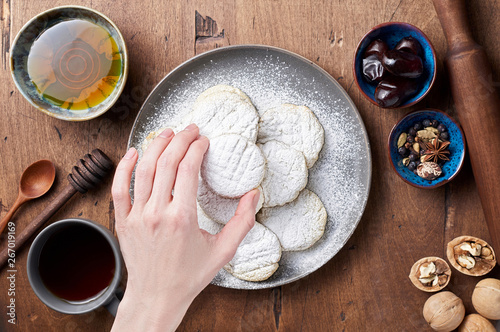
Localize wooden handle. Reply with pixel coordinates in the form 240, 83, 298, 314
0, 195, 27, 234
0, 185, 77, 267
432, 0, 500, 257
0, 149, 114, 269
432, 0, 474, 50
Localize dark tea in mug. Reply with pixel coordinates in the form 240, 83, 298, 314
38, 224, 116, 302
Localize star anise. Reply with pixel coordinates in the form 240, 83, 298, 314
422, 138, 450, 163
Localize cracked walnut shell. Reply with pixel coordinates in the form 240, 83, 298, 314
446, 236, 496, 276
409, 257, 451, 292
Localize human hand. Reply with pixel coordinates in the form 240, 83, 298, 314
110, 124, 260, 332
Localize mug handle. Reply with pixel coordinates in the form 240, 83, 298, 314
104, 288, 124, 316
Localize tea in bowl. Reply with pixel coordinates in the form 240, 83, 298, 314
10, 6, 128, 121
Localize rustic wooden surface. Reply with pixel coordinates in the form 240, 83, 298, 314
1, 0, 499, 331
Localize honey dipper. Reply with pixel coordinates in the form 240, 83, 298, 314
0, 149, 113, 269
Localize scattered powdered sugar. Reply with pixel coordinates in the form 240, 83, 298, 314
129, 47, 371, 289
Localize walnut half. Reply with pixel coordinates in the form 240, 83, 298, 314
446, 236, 497, 276
409, 257, 451, 292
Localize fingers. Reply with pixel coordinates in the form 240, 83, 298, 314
213, 189, 260, 266
133, 129, 174, 206
150, 124, 200, 204
112, 148, 138, 221
171, 135, 209, 207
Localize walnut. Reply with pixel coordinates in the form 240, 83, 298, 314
460, 242, 482, 256
458, 314, 496, 332
472, 278, 500, 320
409, 257, 451, 292
457, 255, 475, 269
423, 291, 465, 331
480, 246, 494, 260
446, 236, 496, 276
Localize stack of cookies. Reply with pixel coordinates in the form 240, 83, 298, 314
142, 85, 327, 282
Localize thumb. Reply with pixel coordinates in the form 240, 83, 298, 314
213, 188, 260, 266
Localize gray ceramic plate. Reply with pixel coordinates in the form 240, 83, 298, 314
128, 45, 371, 289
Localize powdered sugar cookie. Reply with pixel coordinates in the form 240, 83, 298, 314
257, 189, 327, 251
197, 203, 223, 235
224, 222, 282, 282
198, 178, 264, 224
258, 104, 325, 168
197, 203, 281, 282
258, 140, 307, 207
182, 87, 259, 141
196, 84, 253, 105
201, 134, 266, 198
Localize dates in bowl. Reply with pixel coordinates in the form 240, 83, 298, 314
353, 22, 436, 109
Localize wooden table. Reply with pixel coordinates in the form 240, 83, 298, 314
1, 0, 500, 330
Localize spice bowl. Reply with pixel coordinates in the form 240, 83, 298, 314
353, 22, 436, 108
388, 109, 466, 189
10, 6, 128, 121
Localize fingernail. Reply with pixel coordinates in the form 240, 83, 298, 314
159, 128, 174, 138
197, 135, 208, 141
185, 123, 198, 131
252, 188, 261, 206
124, 148, 137, 159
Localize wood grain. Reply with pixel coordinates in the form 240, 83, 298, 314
1, 0, 499, 331
433, 0, 500, 260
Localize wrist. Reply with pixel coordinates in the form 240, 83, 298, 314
112, 288, 193, 332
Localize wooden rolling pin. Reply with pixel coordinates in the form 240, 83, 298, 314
432, 0, 500, 257
0, 149, 113, 269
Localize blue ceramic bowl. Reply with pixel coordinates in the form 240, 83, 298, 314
10, 6, 128, 121
388, 109, 466, 189
353, 22, 436, 108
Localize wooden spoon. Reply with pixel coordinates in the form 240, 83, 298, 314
0, 160, 56, 235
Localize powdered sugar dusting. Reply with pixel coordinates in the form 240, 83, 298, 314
128, 46, 371, 289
